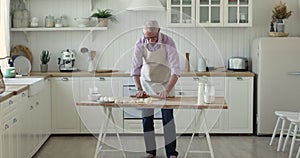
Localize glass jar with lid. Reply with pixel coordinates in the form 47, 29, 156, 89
45, 15, 54, 27
61, 15, 68, 27
204, 79, 215, 104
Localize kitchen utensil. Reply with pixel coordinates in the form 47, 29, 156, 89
228, 57, 248, 71
95, 69, 118, 73
14, 56, 31, 75
10, 45, 33, 64
130, 95, 175, 98
185, 52, 190, 72
90, 50, 96, 60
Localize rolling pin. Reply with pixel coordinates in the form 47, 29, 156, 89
130, 95, 175, 98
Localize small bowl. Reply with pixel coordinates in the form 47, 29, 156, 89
74, 18, 90, 27
88, 93, 101, 101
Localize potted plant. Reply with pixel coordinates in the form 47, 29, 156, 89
40, 50, 50, 73
271, 1, 292, 32
90, 9, 117, 27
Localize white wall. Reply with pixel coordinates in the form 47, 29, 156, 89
10, 0, 300, 72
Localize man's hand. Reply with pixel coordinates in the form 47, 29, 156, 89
136, 90, 147, 98
156, 90, 169, 98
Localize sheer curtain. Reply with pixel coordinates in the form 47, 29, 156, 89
0, 0, 10, 59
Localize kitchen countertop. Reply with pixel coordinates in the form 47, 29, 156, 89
29, 69, 254, 77
0, 85, 29, 102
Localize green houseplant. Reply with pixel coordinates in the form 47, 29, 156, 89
40, 50, 50, 72
90, 9, 117, 27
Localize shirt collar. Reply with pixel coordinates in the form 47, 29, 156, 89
145, 32, 162, 46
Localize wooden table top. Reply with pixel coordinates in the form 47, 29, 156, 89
76, 97, 227, 109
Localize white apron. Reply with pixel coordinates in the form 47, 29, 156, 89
141, 44, 175, 96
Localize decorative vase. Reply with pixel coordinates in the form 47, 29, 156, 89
40, 64, 48, 73
98, 18, 108, 27
276, 19, 285, 32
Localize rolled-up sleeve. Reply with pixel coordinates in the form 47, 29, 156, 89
131, 39, 144, 76
164, 37, 181, 76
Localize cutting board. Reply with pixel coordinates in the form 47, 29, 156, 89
96, 69, 118, 73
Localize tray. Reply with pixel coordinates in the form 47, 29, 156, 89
268, 32, 289, 37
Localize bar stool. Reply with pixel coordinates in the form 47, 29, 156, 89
269, 111, 299, 151
297, 146, 300, 158
282, 115, 300, 158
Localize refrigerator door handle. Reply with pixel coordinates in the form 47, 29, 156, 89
288, 72, 300, 75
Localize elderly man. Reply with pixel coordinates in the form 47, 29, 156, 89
131, 20, 180, 158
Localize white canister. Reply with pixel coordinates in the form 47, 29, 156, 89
197, 57, 207, 72
204, 82, 215, 103
197, 82, 204, 105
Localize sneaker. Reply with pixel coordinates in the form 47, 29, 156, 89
144, 153, 156, 158
170, 156, 177, 158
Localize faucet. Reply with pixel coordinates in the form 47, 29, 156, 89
0, 56, 13, 69
0, 56, 12, 63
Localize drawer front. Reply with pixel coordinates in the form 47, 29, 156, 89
175, 77, 225, 96
1, 95, 19, 117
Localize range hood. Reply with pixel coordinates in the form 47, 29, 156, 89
127, 0, 165, 11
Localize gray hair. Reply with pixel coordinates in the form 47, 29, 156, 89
143, 20, 160, 33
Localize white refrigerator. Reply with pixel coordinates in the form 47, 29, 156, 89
252, 37, 300, 135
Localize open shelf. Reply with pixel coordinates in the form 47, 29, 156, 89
11, 27, 108, 32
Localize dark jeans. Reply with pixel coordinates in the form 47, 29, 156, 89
142, 109, 178, 158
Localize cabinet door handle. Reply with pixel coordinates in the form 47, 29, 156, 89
193, 77, 199, 81
30, 105, 34, 110
22, 93, 26, 97
36, 101, 39, 106
13, 118, 17, 123
99, 77, 106, 81
5, 124, 9, 130
61, 77, 69, 81
177, 91, 184, 95
9, 100, 13, 105
236, 77, 243, 80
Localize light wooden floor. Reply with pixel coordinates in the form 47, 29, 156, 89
33, 135, 299, 158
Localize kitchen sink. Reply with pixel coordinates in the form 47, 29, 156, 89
3, 77, 44, 85
3, 77, 45, 96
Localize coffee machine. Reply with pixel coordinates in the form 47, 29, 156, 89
58, 49, 78, 72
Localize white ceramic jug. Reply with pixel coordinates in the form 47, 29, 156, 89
197, 57, 207, 72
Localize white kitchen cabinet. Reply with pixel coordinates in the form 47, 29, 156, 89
175, 77, 226, 133
79, 77, 123, 133
167, 0, 196, 27
174, 77, 198, 133
18, 91, 29, 158
1, 110, 18, 158
0, 90, 29, 158
167, 0, 252, 27
40, 79, 51, 139
225, 76, 253, 133
51, 77, 81, 133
